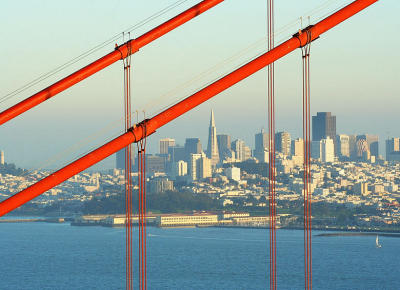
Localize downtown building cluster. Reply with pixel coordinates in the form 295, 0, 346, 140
114, 111, 389, 187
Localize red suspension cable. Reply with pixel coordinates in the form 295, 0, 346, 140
122, 38, 133, 290
267, 1, 277, 289
299, 27, 312, 290
137, 123, 147, 290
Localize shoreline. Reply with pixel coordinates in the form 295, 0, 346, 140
3, 215, 400, 235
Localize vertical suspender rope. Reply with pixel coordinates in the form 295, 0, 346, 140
299, 26, 312, 290
137, 120, 147, 290
306, 27, 313, 290
137, 141, 142, 290
143, 119, 148, 290
267, 1, 277, 289
121, 34, 133, 290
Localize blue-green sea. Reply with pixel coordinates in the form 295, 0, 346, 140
0, 221, 398, 289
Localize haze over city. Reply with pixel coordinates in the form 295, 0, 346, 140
1, 0, 399, 170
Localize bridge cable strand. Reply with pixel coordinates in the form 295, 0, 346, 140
137, 145, 141, 290
143, 117, 148, 290
137, 143, 142, 290
122, 32, 134, 290
300, 25, 312, 290
267, 0, 277, 289
137, 117, 148, 290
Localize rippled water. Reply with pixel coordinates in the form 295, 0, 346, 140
0, 221, 398, 289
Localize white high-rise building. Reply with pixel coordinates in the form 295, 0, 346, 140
0, 150, 4, 165
291, 138, 304, 166
189, 153, 211, 181
170, 160, 188, 179
206, 110, 220, 166
321, 137, 335, 162
232, 139, 251, 162
190, 153, 202, 181
336, 134, 350, 159
199, 155, 212, 179
276, 131, 291, 156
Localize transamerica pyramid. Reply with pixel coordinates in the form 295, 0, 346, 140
206, 109, 220, 166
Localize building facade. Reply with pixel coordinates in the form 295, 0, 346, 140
276, 131, 291, 156
206, 110, 220, 166
336, 134, 350, 159
386, 137, 400, 161
312, 112, 336, 141
159, 138, 175, 155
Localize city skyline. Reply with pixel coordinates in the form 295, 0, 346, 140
0, 108, 396, 170
104, 110, 396, 179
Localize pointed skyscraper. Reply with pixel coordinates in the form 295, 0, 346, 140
206, 109, 219, 166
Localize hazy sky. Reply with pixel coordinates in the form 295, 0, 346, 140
0, 0, 398, 170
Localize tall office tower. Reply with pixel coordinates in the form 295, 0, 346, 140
0, 150, 4, 165
184, 138, 202, 162
206, 110, 220, 166
217, 134, 235, 161
312, 112, 336, 141
255, 129, 269, 152
356, 137, 369, 159
276, 131, 291, 155
254, 129, 269, 162
291, 138, 304, 166
336, 134, 350, 159
386, 138, 400, 161
367, 135, 379, 157
356, 134, 379, 158
159, 138, 175, 155
168, 145, 186, 163
176, 160, 188, 176
145, 155, 166, 174
170, 160, 188, 179
292, 138, 304, 157
115, 146, 135, 170
231, 139, 248, 161
189, 153, 202, 181
189, 153, 211, 180
199, 155, 212, 179
348, 135, 358, 160
321, 137, 335, 162
217, 134, 231, 151
243, 146, 252, 161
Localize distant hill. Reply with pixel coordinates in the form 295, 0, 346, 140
0, 163, 27, 176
